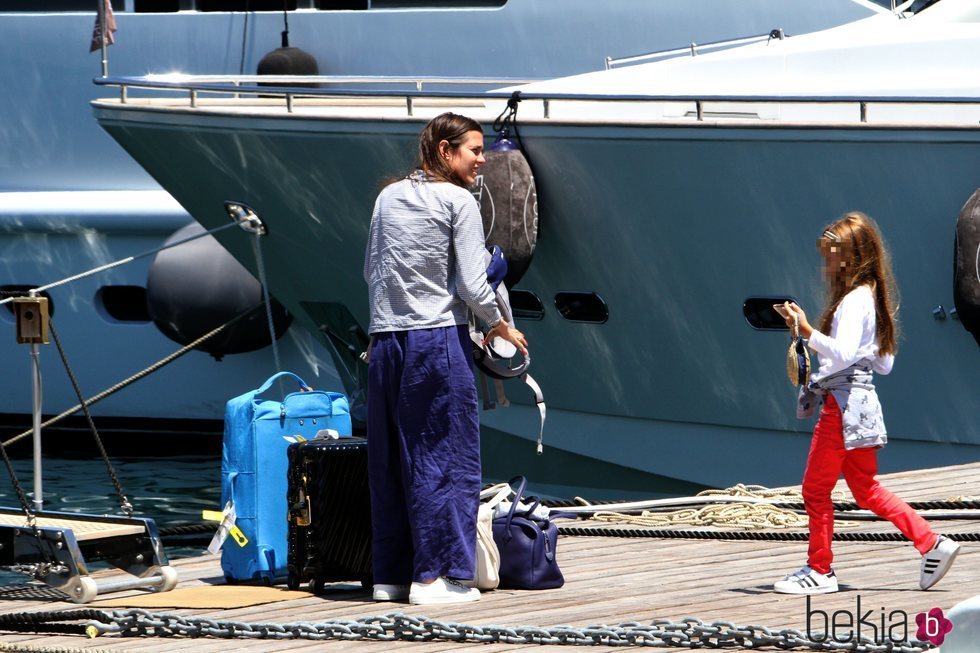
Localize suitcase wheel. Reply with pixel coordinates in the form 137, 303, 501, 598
287, 574, 300, 591
311, 579, 325, 595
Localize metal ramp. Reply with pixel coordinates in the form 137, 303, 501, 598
0, 508, 178, 603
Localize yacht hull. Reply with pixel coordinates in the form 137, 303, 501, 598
92, 105, 980, 487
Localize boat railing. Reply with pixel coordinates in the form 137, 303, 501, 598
604, 29, 785, 70
93, 75, 980, 125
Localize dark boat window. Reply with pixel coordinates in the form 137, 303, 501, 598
96, 286, 151, 323
0, 286, 55, 322
554, 292, 608, 324
510, 289, 544, 321
134, 0, 179, 10
743, 296, 797, 331
197, 0, 299, 10
0, 0, 122, 10
130, 0, 506, 10
368, 0, 506, 6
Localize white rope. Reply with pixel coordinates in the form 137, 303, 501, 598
581, 484, 857, 531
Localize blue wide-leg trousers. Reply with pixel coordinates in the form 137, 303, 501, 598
367, 325, 481, 584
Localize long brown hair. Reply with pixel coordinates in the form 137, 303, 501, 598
817, 212, 900, 355
416, 112, 483, 187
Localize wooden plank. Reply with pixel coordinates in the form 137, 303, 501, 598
0, 514, 144, 540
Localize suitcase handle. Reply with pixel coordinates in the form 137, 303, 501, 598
254, 371, 312, 398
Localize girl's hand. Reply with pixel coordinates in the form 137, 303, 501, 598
484, 319, 528, 356
782, 302, 814, 339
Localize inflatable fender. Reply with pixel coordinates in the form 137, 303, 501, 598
146, 223, 292, 360
471, 138, 538, 287
954, 189, 980, 346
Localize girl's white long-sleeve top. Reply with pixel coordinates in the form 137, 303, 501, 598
807, 285, 894, 383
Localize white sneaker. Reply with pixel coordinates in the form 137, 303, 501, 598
372, 584, 410, 601
773, 566, 839, 595
920, 536, 960, 590
409, 577, 480, 605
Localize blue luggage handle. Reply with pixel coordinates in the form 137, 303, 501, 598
253, 371, 312, 399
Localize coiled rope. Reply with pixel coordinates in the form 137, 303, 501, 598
550, 485, 980, 537
579, 484, 850, 531
588, 503, 830, 531
0, 609, 935, 651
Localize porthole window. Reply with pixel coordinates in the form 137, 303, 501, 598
96, 286, 151, 323
0, 286, 54, 323
554, 291, 608, 324
509, 289, 545, 321
743, 296, 797, 331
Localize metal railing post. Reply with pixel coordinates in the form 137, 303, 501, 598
28, 290, 43, 512
98, 0, 108, 78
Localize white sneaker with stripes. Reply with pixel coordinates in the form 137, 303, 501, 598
773, 566, 839, 594
920, 536, 960, 590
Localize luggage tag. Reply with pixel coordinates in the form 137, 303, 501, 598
203, 501, 249, 553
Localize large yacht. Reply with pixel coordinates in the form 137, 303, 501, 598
1, 0, 886, 447
87, 0, 980, 490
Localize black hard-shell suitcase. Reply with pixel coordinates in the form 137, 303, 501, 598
285, 436, 373, 592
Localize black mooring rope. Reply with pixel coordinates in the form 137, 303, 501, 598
558, 525, 980, 542
48, 320, 132, 517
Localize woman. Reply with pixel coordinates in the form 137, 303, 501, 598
774, 212, 960, 594
363, 112, 527, 605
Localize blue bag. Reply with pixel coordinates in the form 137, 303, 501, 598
220, 371, 351, 583
492, 476, 565, 590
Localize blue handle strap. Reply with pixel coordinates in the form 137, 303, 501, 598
254, 371, 310, 398
500, 475, 528, 537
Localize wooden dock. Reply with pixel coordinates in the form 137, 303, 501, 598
1, 461, 978, 652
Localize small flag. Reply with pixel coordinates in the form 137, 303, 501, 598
89, 0, 117, 53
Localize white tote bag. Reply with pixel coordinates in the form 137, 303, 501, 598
466, 483, 512, 590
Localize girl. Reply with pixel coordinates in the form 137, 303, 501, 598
363, 113, 527, 605
774, 212, 960, 594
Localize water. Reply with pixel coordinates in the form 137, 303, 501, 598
0, 453, 221, 586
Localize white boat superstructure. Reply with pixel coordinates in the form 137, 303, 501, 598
508, 0, 980, 124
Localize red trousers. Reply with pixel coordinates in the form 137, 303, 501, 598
802, 394, 937, 574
